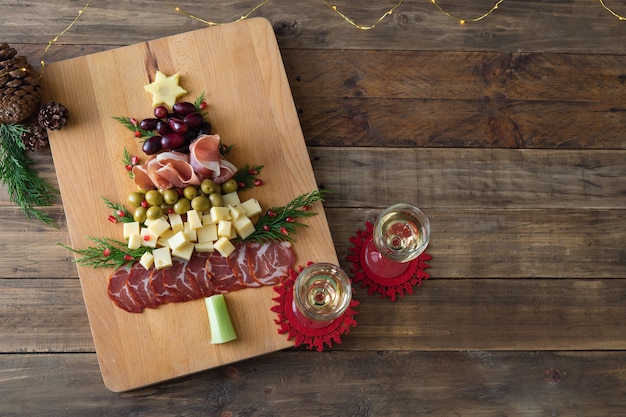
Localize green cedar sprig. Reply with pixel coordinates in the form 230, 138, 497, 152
194, 91, 207, 116
122, 147, 135, 179
113, 116, 155, 139
101, 196, 134, 223
0, 123, 58, 226
233, 164, 264, 191
242, 189, 330, 243
58, 237, 152, 269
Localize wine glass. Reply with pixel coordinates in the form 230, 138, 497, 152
292, 262, 352, 329
362, 203, 430, 279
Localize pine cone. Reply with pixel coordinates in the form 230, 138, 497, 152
0, 43, 41, 124
38, 101, 68, 130
21, 122, 49, 152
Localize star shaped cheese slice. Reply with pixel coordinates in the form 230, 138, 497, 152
144, 71, 188, 108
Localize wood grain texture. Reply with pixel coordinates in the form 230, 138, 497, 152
1, 0, 625, 412
2, 0, 626, 53
40, 18, 336, 392
2, 351, 626, 416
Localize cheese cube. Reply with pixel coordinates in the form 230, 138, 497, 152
210, 206, 230, 221
202, 212, 217, 225
195, 241, 215, 252
229, 204, 246, 220
140, 228, 158, 248
228, 226, 237, 239
153, 247, 172, 270
197, 223, 218, 243
186, 209, 203, 230
157, 228, 174, 248
123, 222, 140, 239
241, 198, 262, 217
214, 236, 236, 257
222, 191, 241, 207
172, 241, 194, 261
147, 217, 170, 238
168, 212, 184, 233
168, 230, 188, 251
127, 233, 142, 250
139, 252, 154, 270
217, 220, 232, 238
184, 221, 197, 242
233, 216, 256, 239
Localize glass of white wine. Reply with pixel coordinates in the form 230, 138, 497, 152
362, 203, 430, 279
292, 262, 352, 328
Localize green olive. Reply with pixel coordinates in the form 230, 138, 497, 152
144, 190, 164, 206
128, 191, 145, 207
208, 192, 224, 207
221, 178, 238, 194
191, 195, 211, 212
173, 198, 191, 214
183, 185, 198, 200
146, 206, 163, 220
133, 206, 147, 223
162, 189, 179, 205
201, 179, 221, 195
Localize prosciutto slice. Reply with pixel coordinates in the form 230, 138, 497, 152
189, 134, 237, 184
107, 241, 297, 313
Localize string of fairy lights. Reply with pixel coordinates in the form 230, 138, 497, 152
2, 0, 624, 79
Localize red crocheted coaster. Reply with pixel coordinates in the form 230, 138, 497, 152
347, 221, 432, 301
271, 265, 359, 352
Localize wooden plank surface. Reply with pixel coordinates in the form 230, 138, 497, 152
1, 0, 625, 414
40, 18, 337, 392
3, 351, 626, 416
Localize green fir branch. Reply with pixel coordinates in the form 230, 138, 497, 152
101, 196, 134, 223
113, 116, 155, 139
233, 164, 264, 191
242, 189, 330, 243
0, 123, 58, 226
193, 91, 207, 116
58, 237, 151, 269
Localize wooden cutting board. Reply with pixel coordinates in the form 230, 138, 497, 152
42, 18, 337, 392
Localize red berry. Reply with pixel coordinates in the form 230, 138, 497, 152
134, 130, 141, 138
280, 226, 289, 236
238, 182, 246, 188
124, 254, 134, 261
199, 101, 208, 110
254, 179, 263, 186
108, 215, 118, 223
130, 118, 138, 126
131, 155, 140, 165
103, 248, 111, 257
125, 164, 133, 171
154, 105, 169, 119
143, 233, 151, 241
248, 168, 258, 175
263, 225, 270, 231
267, 210, 276, 217
286, 217, 295, 223
141, 200, 149, 208
301, 205, 311, 211
116, 210, 125, 217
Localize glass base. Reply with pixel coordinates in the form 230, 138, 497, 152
362, 238, 409, 279
291, 300, 336, 329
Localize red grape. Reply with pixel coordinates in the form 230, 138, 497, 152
154, 105, 168, 119
183, 112, 203, 129
156, 120, 172, 135
142, 136, 162, 155
198, 122, 212, 135
168, 118, 188, 134
161, 133, 185, 150
173, 102, 196, 117
139, 118, 159, 130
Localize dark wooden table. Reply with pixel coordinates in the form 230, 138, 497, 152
1, 1, 625, 415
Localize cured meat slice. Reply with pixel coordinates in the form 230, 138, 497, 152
108, 264, 144, 313
185, 251, 215, 297
249, 241, 296, 285
162, 258, 203, 301
226, 242, 261, 288
126, 263, 159, 309
207, 251, 247, 294
108, 241, 298, 313
150, 267, 183, 304
189, 134, 237, 184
